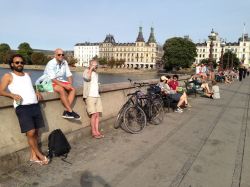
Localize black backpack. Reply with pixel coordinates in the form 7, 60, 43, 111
48, 129, 71, 163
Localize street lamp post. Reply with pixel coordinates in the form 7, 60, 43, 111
219, 40, 225, 71
226, 48, 231, 70
230, 50, 234, 70
208, 29, 216, 80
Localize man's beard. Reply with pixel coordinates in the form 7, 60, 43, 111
13, 66, 23, 72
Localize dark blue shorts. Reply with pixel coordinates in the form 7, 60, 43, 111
15, 104, 45, 133
169, 93, 182, 102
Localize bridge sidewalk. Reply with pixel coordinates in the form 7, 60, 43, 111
0, 76, 249, 187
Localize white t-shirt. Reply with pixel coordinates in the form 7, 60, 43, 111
196, 66, 201, 74
88, 71, 100, 97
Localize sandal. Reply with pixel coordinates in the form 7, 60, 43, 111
29, 159, 43, 166
97, 133, 104, 138
41, 156, 50, 165
92, 134, 102, 139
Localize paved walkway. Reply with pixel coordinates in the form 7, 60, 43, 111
0, 76, 250, 187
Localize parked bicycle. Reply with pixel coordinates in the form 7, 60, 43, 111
115, 79, 164, 134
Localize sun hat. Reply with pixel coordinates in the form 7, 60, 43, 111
160, 76, 167, 81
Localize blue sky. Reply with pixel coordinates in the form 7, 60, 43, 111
0, 0, 249, 50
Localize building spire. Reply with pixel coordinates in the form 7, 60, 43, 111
243, 22, 246, 42
136, 26, 145, 42
147, 27, 156, 43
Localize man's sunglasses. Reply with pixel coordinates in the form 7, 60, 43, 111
57, 54, 65, 57
14, 61, 25, 65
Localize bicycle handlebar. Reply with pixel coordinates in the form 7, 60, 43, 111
127, 78, 149, 87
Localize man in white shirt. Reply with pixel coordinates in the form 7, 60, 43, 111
44, 48, 80, 120
83, 60, 103, 139
0, 54, 49, 165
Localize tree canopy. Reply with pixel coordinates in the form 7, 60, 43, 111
0, 43, 12, 64
162, 37, 197, 70
31, 52, 50, 65
18, 42, 33, 64
221, 51, 240, 70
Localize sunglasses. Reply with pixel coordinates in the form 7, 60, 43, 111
57, 54, 65, 57
14, 61, 25, 65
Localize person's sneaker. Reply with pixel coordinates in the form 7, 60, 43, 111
174, 107, 183, 113
71, 111, 81, 120
62, 111, 74, 119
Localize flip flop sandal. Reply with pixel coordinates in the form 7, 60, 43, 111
29, 159, 43, 166
41, 156, 50, 165
92, 134, 102, 139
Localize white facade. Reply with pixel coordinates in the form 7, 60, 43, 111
196, 31, 250, 65
74, 42, 99, 67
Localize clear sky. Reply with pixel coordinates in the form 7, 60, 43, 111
0, 0, 249, 50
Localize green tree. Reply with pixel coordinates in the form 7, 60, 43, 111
108, 58, 116, 68
97, 57, 108, 65
222, 51, 240, 70
17, 42, 33, 64
31, 52, 47, 65
116, 59, 125, 67
0, 43, 12, 64
65, 56, 78, 67
162, 37, 197, 71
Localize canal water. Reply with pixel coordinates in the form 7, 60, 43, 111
0, 68, 159, 87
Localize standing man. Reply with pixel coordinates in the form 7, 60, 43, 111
239, 63, 244, 82
0, 54, 49, 165
83, 60, 103, 139
44, 48, 80, 119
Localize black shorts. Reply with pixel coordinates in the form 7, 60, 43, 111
15, 104, 45, 133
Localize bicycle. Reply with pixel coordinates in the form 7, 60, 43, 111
122, 81, 164, 133
114, 79, 149, 127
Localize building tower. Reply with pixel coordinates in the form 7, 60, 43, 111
136, 26, 145, 42
147, 27, 156, 44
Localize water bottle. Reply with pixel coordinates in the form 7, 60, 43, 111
16, 98, 22, 106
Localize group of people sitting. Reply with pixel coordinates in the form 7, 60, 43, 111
157, 73, 222, 113
187, 74, 220, 99
157, 74, 191, 113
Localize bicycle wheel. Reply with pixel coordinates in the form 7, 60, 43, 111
114, 102, 131, 129
153, 94, 164, 107
123, 105, 147, 134
150, 101, 164, 125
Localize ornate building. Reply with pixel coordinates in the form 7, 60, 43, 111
99, 27, 157, 69
74, 42, 99, 67
196, 30, 250, 65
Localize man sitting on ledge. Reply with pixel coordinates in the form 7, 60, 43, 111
43, 48, 80, 120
